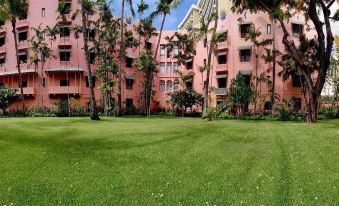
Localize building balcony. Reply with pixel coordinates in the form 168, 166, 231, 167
48, 86, 81, 95
0, 46, 5, 54
18, 41, 29, 50
16, 87, 36, 96
215, 64, 226, 71
0, 64, 35, 76
16, 19, 29, 29
217, 42, 228, 50
57, 14, 72, 24
58, 38, 72, 46
213, 88, 227, 95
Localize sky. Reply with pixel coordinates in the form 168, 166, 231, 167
111, 0, 338, 34
111, 0, 197, 30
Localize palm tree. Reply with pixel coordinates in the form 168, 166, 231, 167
245, 25, 272, 112
117, 0, 135, 117
73, 0, 100, 120
136, 19, 158, 115
29, 25, 54, 108
136, 50, 158, 116
0, 0, 28, 112
190, 7, 218, 115
149, 0, 182, 59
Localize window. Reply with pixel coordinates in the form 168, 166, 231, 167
167, 46, 172, 58
0, 35, 5, 47
0, 82, 4, 87
218, 52, 227, 64
0, 21, 4, 27
240, 24, 251, 38
264, 101, 272, 111
42, 78, 46, 87
166, 80, 172, 92
85, 76, 96, 87
85, 29, 95, 40
0, 56, 5, 67
89, 51, 96, 64
160, 62, 165, 73
173, 80, 179, 91
59, 47, 71, 61
204, 39, 207, 48
204, 59, 207, 65
160, 45, 165, 58
267, 24, 272, 34
293, 98, 302, 111
18, 30, 28, 42
240, 49, 251, 62
60, 79, 70, 87
41, 8, 45, 17
126, 98, 133, 108
125, 56, 133, 68
18, 51, 27, 64
174, 46, 179, 56
126, 79, 134, 90
146, 41, 152, 50
185, 59, 193, 70
19, 80, 28, 88
292, 75, 302, 87
292, 23, 303, 37
217, 74, 227, 88
62, 3, 72, 14
60, 26, 70, 38
173, 62, 178, 72
159, 80, 165, 92
166, 62, 172, 73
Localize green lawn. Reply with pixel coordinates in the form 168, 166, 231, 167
0, 117, 338, 205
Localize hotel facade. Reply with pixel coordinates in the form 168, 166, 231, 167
0, 0, 309, 113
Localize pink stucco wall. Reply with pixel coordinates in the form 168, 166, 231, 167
0, 0, 312, 112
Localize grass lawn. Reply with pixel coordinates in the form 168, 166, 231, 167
0, 117, 338, 205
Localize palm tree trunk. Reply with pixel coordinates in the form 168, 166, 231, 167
11, 19, 25, 113
81, 6, 100, 120
154, 13, 166, 58
203, 2, 218, 115
271, 20, 276, 112
117, 0, 125, 117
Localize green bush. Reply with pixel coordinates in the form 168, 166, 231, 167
73, 104, 89, 117
318, 106, 339, 119
273, 99, 304, 121
27, 106, 57, 117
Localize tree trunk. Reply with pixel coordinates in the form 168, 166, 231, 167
305, 89, 318, 123
11, 19, 25, 113
203, 1, 218, 115
81, 5, 100, 120
117, 0, 125, 117
271, 19, 276, 111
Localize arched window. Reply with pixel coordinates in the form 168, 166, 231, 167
166, 80, 172, 92
159, 80, 165, 92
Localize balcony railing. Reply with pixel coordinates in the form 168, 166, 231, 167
217, 42, 228, 50
214, 88, 227, 95
49, 86, 81, 95
18, 41, 29, 49
57, 14, 72, 23
215, 64, 226, 71
58, 38, 72, 46
0, 46, 5, 54
16, 87, 36, 95
16, 19, 29, 28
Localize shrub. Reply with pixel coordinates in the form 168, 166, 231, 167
273, 99, 303, 121
73, 104, 89, 117
318, 106, 339, 119
27, 106, 57, 117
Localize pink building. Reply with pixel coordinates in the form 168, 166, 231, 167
0, 0, 309, 113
